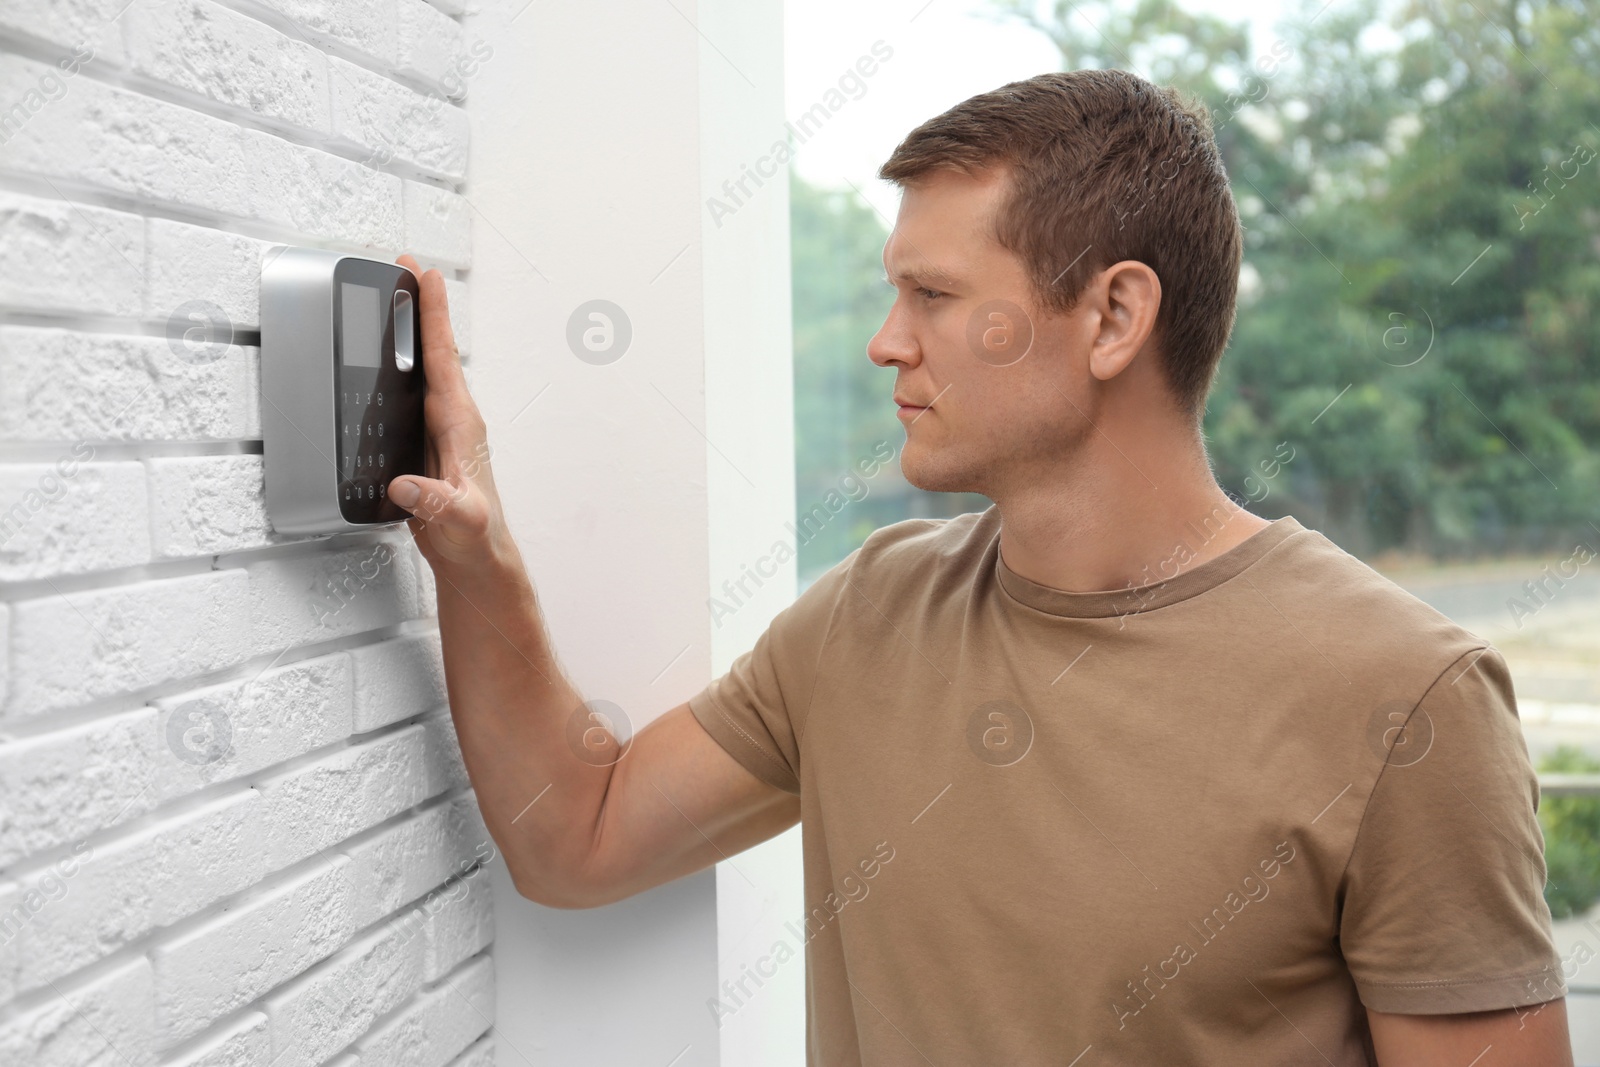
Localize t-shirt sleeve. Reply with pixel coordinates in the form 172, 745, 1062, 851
687, 547, 860, 794
1340, 645, 1567, 1014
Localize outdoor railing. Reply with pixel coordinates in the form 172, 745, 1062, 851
1538, 774, 1600, 798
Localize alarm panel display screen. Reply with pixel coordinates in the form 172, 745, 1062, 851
340, 282, 383, 368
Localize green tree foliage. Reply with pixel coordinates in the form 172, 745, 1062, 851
791, 177, 896, 512
988, 0, 1600, 558
1538, 745, 1600, 919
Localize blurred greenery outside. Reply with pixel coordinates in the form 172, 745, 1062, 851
789, 1, 1600, 915
1543, 747, 1600, 920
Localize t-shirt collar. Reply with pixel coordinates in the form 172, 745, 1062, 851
992, 509, 1306, 619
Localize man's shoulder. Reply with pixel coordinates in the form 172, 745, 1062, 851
796, 508, 996, 608
1265, 522, 1495, 687
856, 507, 998, 573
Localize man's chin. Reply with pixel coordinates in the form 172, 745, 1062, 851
899, 447, 979, 496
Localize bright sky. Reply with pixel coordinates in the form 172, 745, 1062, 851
783, 0, 1291, 222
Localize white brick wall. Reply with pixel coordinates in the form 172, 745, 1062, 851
0, 2, 494, 1064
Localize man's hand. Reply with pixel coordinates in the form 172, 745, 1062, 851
387, 254, 511, 571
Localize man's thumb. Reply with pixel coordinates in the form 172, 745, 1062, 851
389, 478, 422, 508
388, 475, 457, 519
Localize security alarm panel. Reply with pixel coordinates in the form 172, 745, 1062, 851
260, 247, 427, 533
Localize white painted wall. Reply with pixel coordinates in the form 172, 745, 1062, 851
698, 2, 808, 1064
464, 0, 801, 1063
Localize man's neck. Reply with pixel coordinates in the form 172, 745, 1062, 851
993, 440, 1273, 597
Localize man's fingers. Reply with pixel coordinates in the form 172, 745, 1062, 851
391, 254, 493, 564
395, 254, 468, 400
389, 473, 489, 536
390, 473, 455, 518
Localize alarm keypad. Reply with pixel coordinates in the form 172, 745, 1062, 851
331, 261, 425, 525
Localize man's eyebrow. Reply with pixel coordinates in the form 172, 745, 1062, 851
882, 264, 961, 288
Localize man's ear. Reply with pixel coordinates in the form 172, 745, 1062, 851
1086, 260, 1161, 383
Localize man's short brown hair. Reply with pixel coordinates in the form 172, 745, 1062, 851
878, 69, 1243, 422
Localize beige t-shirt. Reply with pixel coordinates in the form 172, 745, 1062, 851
689, 507, 1565, 1066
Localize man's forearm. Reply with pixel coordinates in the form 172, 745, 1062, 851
431, 544, 606, 906
383, 257, 622, 906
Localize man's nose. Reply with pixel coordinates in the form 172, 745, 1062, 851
867, 300, 919, 368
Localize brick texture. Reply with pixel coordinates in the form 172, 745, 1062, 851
0, 2, 486, 1062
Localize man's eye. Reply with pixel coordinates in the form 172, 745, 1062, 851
916, 287, 942, 301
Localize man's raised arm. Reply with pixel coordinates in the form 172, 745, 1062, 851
386, 255, 799, 908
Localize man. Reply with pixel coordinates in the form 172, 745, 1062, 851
388, 68, 1573, 1065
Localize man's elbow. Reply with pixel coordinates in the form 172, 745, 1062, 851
507, 854, 631, 910
513, 881, 598, 909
